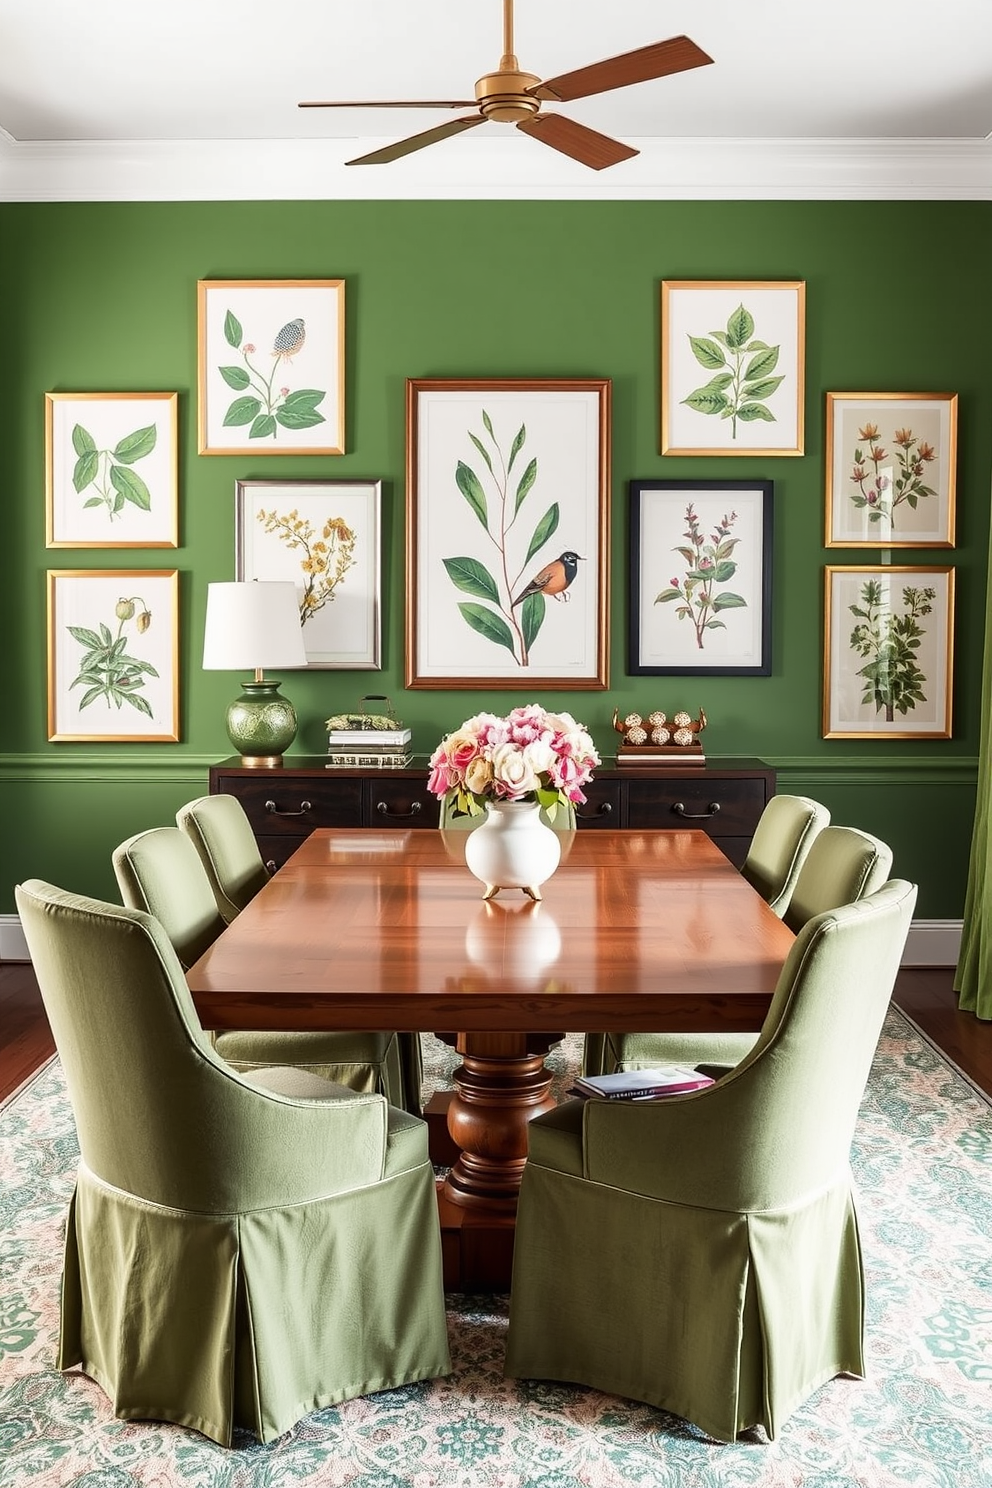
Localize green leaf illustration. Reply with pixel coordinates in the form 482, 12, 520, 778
67, 625, 104, 649
442, 557, 501, 604
520, 592, 545, 652
250, 413, 278, 439
275, 407, 325, 430
458, 602, 515, 654
712, 592, 747, 610
688, 336, 727, 370
726, 304, 755, 348
743, 346, 780, 381
223, 396, 263, 427
121, 692, 154, 718
72, 450, 100, 493
508, 424, 526, 472
224, 310, 243, 349
525, 503, 560, 566
455, 461, 488, 528
281, 389, 325, 409
514, 457, 537, 515
112, 424, 157, 464
737, 403, 776, 423
713, 560, 737, 582
655, 588, 681, 604
682, 387, 731, 416
109, 465, 151, 511
72, 424, 96, 456
482, 410, 494, 439
742, 376, 785, 401
468, 432, 494, 475
219, 365, 250, 390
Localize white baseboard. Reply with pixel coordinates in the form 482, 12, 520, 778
0, 913, 963, 968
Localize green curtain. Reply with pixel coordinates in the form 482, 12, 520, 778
954, 492, 992, 1018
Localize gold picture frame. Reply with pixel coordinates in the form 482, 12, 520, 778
405, 378, 611, 690
197, 278, 345, 455
825, 392, 958, 548
661, 279, 806, 457
823, 565, 954, 739
47, 569, 180, 742
46, 392, 178, 548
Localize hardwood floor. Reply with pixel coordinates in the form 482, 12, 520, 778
2, 959, 991, 1104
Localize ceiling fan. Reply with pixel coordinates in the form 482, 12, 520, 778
299, 0, 713, 171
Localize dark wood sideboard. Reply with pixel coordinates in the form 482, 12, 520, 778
209, 756, 776, 872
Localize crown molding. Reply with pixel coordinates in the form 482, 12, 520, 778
1, 131, 990, 203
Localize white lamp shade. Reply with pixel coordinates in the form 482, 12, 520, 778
202, 581, 307, 671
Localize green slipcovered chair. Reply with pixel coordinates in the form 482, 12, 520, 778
740, 793, 830, 916
15, 878, 450, 1446
113, 825, 420, 1114
176, 793, 270, 923
586, 822, 893, 1078
506, 878, 917, 1443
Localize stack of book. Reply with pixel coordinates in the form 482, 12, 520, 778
325, 726, 412, 770
616, 743, 706, 767
570, 1065, 715, 1101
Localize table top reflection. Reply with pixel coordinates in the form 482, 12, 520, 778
186, 828, 795, 1036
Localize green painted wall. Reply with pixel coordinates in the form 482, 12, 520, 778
1, 200, 989, 916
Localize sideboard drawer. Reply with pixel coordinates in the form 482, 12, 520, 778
623, 776, 768, 839
217, 775, 364, 835
366, 777, 441, 828
575, 779, 622, 829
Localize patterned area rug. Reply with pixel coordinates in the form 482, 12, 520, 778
2, 1010, 991, 1488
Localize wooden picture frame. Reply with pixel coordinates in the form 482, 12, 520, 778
235, 479, 381, 669
629, 479, 773, 676
45, 392, 178, 548
825, 392, 958, 548
197, 278, 345, 455
661, 280, 805, 456
405, 378, 611, 689
47, 569, 180, 742
823, 565, 954, 739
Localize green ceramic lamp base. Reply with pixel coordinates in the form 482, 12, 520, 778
226, 678, 298, 767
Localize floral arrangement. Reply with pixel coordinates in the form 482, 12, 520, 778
427, 704, 600, 821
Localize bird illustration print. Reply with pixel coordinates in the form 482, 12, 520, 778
512, 552, 584, 607
443, 411, 586, 667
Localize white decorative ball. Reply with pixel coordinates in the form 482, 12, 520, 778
651, 726, 671, 745
647, 710, 667, 726
625, 725, 648, 746
673, 711, 692, 728
673, 727, 693, 747
624, 712, 643, 729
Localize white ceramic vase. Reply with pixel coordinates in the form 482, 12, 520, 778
463, 799, 562, 901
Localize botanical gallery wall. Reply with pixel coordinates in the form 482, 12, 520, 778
0, 196, 990, 918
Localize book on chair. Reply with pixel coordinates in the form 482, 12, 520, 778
570, 1066, 715, 1100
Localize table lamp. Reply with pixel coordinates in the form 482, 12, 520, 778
202, 581, 307, 767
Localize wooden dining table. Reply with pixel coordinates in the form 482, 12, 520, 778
187, 826, 795, 1288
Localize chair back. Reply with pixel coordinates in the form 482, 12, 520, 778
783, 823, 892, 933
177, 793, 269, 922
113, 825, 225, 969
439, 796, 577, 831
741, 793, 830, 916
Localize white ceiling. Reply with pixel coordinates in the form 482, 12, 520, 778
1, 0, 990, 201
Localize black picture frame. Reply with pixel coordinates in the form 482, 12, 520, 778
629, 478, 773, 676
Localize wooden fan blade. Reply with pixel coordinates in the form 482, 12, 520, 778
299, 100, 475, 110
346, 115, 486, 166
532, 35, 713, 103
516, 113, 637, 171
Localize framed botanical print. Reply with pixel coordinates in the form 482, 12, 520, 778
825, 393, 958, 548
47, 569, 180, 742
46, 392, 178, 548
197, 279, 345, 455
235, 479, 381, 669
661, 280, 805, 456
629, 479, 773, 675
823, 565, 954, 739
405, 378, 611, 689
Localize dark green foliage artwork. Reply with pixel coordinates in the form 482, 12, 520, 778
848, 580, 935, 721
68, 597, 159, 717
682, 303, 784, 439
217, 311, 326, 440
72, 421, 156, 521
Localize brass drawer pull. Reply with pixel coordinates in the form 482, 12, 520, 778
376, 799, 422, 818
577, 801, 612, 817
264, 799, 312, 817
672, 801, 721, 819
